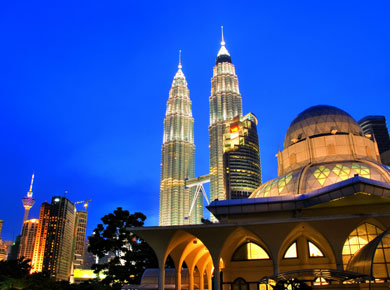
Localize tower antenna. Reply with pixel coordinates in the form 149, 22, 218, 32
27, 174, 34, 198
221, 26, 225, 46
178, 50, 182, 69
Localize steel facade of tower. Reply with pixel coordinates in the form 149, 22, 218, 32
159, 60, 202, 226
223, 113, 262, 199
209, 33, 243, 203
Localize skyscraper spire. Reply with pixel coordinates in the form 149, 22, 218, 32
217, 25, 230, 59
178, 49, 182, 69
22, 174, 36, 226
160, 57, 202, 226
221, 25, 225, 46
174, 50, 185, 80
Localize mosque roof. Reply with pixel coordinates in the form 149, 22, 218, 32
207, 175, 390, 218
284, 105, 363, 149
249, 161, 390, 198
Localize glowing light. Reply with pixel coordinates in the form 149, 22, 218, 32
284, 242, 297, 258
308, 241, 324, 257
230, 125, 239, 133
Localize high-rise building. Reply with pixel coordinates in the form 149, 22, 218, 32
223, 113, 262, 199
18, 219, 39, 261
209, 28, 243, 203
42, 196, 76, 281
3, 240, 13, 260
159, 54, 201, 226
22, 174, 35, 226
0, 220, 6, 261
31, 202, 51, 273
358, 115, 390, 165
73, 210, 88, 269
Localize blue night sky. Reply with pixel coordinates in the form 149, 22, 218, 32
1, 1, 389, 241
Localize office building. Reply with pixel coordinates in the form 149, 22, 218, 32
159, 55, 201, 226
42, 196, 76, 281
359, 115, 390, 165
73, 210, 88, 269
18, 219, 38, 261
0, 220, 6, 261
223, 113, 261, 199
209, 29, 243, 204
31, 202, 51, 273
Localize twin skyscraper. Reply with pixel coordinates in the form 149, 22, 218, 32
160, 29, 262, 226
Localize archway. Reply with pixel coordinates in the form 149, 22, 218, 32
279, 223, 336, 273
165, 231, 213, 290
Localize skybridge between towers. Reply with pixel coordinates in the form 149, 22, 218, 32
184, 174, 210, 220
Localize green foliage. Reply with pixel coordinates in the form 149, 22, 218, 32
0, 261, 112, 289
88, 207, 158, 288
0, 258, 31, 281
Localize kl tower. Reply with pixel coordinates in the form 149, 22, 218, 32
22, 174, 35, 224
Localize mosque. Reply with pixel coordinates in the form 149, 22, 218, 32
133, 105, 390, 290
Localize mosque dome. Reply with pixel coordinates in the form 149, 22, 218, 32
249, 105, 389, 199
284, 105, 363, 149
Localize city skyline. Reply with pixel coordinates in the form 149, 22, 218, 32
1, 0, 390, 240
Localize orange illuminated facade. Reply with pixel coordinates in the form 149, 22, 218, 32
31, 202, 50, 273
18, 219, 39, 261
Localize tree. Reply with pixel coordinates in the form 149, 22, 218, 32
88, 207, 158, 289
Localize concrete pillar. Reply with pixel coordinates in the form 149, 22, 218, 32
189, 267, 194, 290
212, 262, 220, 290
159, 266, 165, 290
199, 270, 204, 290
176, 267, 182, 290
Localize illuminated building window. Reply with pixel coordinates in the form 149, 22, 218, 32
332, 164, 351, 180
313, 166, 331, 186
231, 242, 270, 261
313, 277, 328, 286
308, 241, 324, 257
284, 242, 298, 259
352, 163, 371, 179
277, 174, 292, 193
342, 223, 383, 267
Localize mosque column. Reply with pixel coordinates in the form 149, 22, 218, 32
176, 267, 182, 290
212, 260, 220, 290
206, 263, 213, 290
189, 267, 194, 290
159, 261, 165, 290
199, 270, 204, 290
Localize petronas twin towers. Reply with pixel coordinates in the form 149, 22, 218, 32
159, 30, 247, 226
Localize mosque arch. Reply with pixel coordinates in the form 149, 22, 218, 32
219, 227, 273, 285
279, 223, 336, 272
164, 230, 213, 290
231, 241, 270, 261
220, 227, 273, 262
